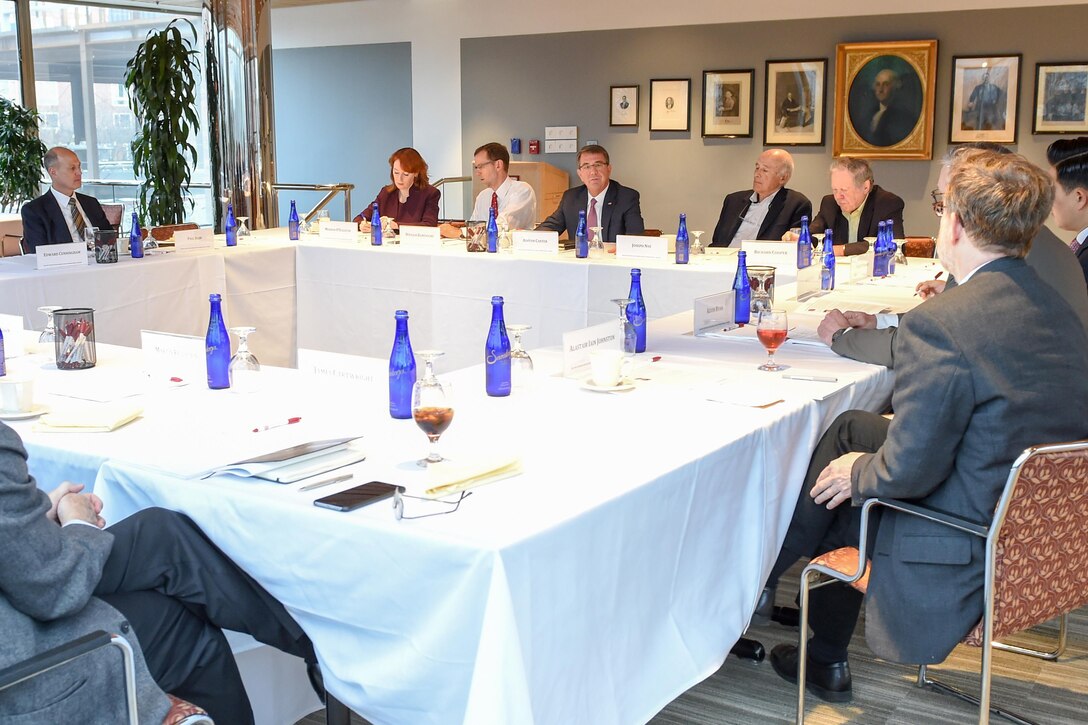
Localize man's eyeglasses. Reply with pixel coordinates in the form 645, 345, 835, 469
578, 162, 608, 172
930, 189, 944, 218
471, 160, 496, 171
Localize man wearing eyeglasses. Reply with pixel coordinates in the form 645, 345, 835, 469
536, 144, 644, 243
711, 148, 810, 247
440, 142, 536, 238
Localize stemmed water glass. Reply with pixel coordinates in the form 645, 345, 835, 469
589, 226, 605, 258
756, 309, 789, 371
236, 216, 251, 237
228, 326, 260, 392
690, 230, 705, 259
611, 297, 637, 356
412, 351, 454, 466
38, 306, 62, 344
506, 323, 534, 390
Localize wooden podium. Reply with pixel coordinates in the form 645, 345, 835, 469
471, 161, 568, 226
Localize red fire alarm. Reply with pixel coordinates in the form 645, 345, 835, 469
528, 139, 540, 155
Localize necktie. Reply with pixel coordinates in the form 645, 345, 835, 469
490, 192, 499, 219
69, 196, 86, 240
588, 198, 599, 241
1071, 237, 1081, 253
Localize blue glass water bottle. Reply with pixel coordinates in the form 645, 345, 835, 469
821, 229, 836, 291
371, 203, 382, 246
732, 250, 752, 324
486, 207, 498, 254
485, 295, 511, 396
873, 221, 887, 277
129, 213, 143, 258
626, 268, 647, 353
205, 293, 230, 389
675, 213, 689, 265
886, 218, 898, 276
796, 215, 811, 269
225, 204, 237, 247
575, 209, 588, 258
389, 310, 416, 419
288, 199, 300, 240
0, 326, 6, 377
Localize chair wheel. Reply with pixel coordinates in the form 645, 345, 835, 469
731, 637, 766, 662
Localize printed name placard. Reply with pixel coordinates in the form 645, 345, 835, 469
693, 292, 735, 337
141, 330, 206, 382
848, 249, 875, 282
319, 221, 359, 242
172, 228, 215, 250
296, 348, 386, 386
741, 240, 795, 284
795, 262, 823, 300
0, 312, 26, 357
35, 242, 88, 270
616, 234, 668, 260
512, 230, 559, 255
398, 225, 442, 248
561, 320, 622, 378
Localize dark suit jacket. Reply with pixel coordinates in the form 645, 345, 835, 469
1076, 236, 1088, 291
535, 181, 644, 241
353, 184, 441, 226
710, 187, 811, 247
21, 190, 113, 252
856, 103, 917, 147
0, 423, 169, 722
810, 185, 905, 256
832, 226, 1088, 367
850, 257, 1088, 664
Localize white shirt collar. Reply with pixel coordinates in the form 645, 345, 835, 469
957, 257, 1001, 285
588, 183, 610, 207
1076, 227, 1088, 246
51, 187, 74, 205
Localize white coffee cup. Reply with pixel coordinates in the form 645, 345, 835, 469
589, 349, 626, 388
0, 376, 34, 413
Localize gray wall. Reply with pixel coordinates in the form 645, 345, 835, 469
461, 5, 1087, 238
272, 42, 413, 224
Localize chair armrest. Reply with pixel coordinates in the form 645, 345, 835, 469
0, 630, 112, 691
872, 497, 988, 538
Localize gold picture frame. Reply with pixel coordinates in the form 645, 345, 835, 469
833, 40, 938, 160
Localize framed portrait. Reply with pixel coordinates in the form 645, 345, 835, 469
764, 59, 827, 146
702, 69, 754, 138
649, 78, 691, 132
1033, 63, 1088, 134
833, 40, 938, 160
949, 55, 1021, 144
610, 85, 639, 128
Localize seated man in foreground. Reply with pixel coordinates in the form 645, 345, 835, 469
21, 146, 114, 252
711, 148, 810, 247
0, 421, 320, 723
761, 149, 1088, 702
536, 144, 644, 242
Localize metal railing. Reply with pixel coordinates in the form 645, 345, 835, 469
432, 176, 471, 221
271, 183, 354, 224
70, 178, 215, 227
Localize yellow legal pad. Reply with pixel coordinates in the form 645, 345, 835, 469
34, 403, 143, 433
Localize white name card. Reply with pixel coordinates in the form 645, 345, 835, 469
512, 230, 559, 254
693, 291, 736, 337
319, 221, 359, 242
616, 234, 667, 260
173, 228, 215, 250
849, 249, 876, 282
795, 261, 823, 301
561, 320, 622, 378
141, 330, 206, 382
398, 225, 442, 248
35, 242, 88, 270
0, 312, 26, 358
296, 348, 386, 387
741, 239, 796, 283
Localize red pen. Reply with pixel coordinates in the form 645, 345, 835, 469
169, 377, 184, 383
252, 416, 302, 433
651, 356, 662, 362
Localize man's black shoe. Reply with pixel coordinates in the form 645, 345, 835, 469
769, 644, 852, 703
751, 587, 775, 626
772, 605, 800, 628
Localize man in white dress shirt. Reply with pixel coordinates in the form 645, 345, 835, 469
440, 142, 536, 237
20, 146, 114, 252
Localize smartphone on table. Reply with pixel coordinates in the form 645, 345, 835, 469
313, 482, 399, 512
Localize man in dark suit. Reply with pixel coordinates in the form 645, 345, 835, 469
20, 146, 114, 253
536, 144, 644, 242
855, 68, 917, 147
711, 148, 811, 247
1046, 136, 1088, 290
0, 422, 320, 723
797, 158, 905, 256
762, 150, 1088, 701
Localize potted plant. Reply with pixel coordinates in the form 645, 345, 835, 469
0, 97, 47, 212
124, 18, 200, 226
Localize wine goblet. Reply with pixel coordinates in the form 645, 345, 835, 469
228, 326, 261, 393
236, 216, 251, 237
506, 323, 535, 391
756, 309, 788, 372
412, 351, 454, 466
589, 226, 605, 258
38, 306, 62, 344
611, 297, 637, 356
690, 230, 705, 259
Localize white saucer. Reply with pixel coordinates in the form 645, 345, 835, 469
580, 378, 635, 393
0, 405, 49, 421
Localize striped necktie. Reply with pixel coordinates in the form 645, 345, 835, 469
1071, 237, 1082, 254
69, 196, 86, 240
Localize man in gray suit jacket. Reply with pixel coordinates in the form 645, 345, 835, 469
764, 149, 1088, 701
0, 422, 318, 723
536, 144, 644, 242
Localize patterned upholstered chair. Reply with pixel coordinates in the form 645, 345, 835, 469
793, 440, 1088, 724
902, 236, 937, 258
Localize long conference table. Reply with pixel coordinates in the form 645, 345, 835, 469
2, 235, 934, 724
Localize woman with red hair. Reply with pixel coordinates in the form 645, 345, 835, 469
355, 147, 441, 230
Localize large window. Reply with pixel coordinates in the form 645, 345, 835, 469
0, 2, 20, 102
